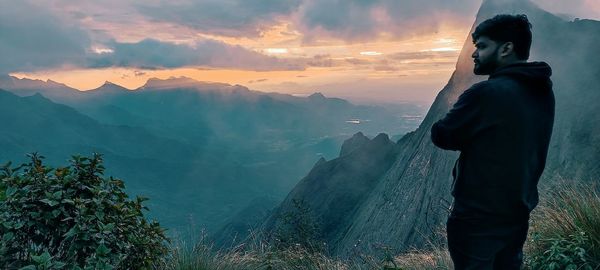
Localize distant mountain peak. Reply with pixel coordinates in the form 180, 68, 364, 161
141, 76, 206, 90
314, 157, 327, 167
24, 92, 51, 103
0, 75, 77, 92
308, 92, 326, 100
352, 131, 366, 139
339, 132, 371, 156
88, 81, 130, 93
232, 84, 251, 92
45, 79, 69, 88
372, 133, 390, 143
139, 76, 258, 97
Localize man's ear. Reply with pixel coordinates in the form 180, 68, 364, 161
499, 42, 514, 57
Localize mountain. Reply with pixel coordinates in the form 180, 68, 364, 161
0, 75, 427, 234
0, 89, 193, 162
87, 81, 131, 94
259, 132, 401, 248
141, 76, 231, 91
0, 76, 423, 142
211, 196, 280, 248
0, 74, 81, 102
0, 89, 205, 212
339, 132, 371, 156
259, 0, 600, 258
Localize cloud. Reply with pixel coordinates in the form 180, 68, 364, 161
388, 50, 459, 61
248, 78, 269, 83
89, 39, 305, 71
345, 58, 371, 66
0, 1, 91, 73
133, 0, 482, 42
305, 54, 335, 67
294, 0, 481, 42
293, 0, 600, 43
0, 1, 306, 73
137, 0, 303, 37
5, 0, 597, 74
531, 0, 600, 20
372, 60, 399, 72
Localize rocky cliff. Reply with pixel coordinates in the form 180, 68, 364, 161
264, 0, 600, 258
261, 133, 401, 248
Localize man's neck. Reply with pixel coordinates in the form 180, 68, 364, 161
492, 59, 527, 74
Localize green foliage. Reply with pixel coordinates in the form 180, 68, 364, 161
273, 198, 325, 253
161, 180, 600, 270
528, 231, 594, 270
0, 153, 169, 269
525, 181, 600, 270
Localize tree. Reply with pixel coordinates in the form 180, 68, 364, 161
0, 153, 169, 269
274, 198, 324, 253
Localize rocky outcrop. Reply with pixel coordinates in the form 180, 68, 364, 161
331, 0, 600, 257
261, 132, 401, 248
264, 0, 600, 258
339, 132, 370, 156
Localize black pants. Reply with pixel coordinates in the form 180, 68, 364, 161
446, 216, 529, 270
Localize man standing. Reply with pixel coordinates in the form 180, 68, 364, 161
430, 14, 555, 269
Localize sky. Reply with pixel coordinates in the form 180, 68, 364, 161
2, 0, 599, 105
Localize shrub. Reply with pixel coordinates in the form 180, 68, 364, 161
273, 198, 325, 253
526, 181, 600, 270
0, 153, 169, 269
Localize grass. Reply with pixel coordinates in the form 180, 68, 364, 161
165, 240, 352, 270
524, 181, 600, 269
164, 229, 357, 270
165, 181, 600, 270
390, 246, 452, 270
163, 225, 452, 269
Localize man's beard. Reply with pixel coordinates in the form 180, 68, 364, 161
473, 48, 500, 75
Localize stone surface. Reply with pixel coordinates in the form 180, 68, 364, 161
264, 0, 600, 258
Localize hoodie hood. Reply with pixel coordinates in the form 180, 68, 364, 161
489, 61, 553, 90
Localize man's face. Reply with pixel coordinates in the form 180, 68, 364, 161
472, 36, 501, 75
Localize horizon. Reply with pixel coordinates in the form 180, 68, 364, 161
2, 0, 599, 105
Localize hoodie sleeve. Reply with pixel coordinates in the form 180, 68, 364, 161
431, 82, 486, 151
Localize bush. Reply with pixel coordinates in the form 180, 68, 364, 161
273, 198, 325, 253
0, 153, 169, 269
526, 182, 600, 270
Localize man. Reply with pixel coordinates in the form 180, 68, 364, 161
430, 14, 555, 269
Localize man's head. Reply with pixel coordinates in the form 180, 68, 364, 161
471, 14, 532, 75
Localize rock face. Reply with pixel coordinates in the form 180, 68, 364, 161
339, 132, 370, 156
261, 133, 401, 248
265, 0, 600, 258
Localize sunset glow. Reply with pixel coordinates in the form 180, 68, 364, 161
3, 0, 598, 104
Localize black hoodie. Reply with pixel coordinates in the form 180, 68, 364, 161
431, 61, 555, 222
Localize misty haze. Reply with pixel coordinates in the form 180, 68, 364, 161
0, 0, 599, 269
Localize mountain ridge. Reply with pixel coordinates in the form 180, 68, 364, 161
256, 0, 600, 258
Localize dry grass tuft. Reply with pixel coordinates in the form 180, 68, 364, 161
165, 180, 600, 270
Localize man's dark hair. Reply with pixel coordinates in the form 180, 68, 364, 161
472, 14, 533, 60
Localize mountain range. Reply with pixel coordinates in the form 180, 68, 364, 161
0, 75, 426, 234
